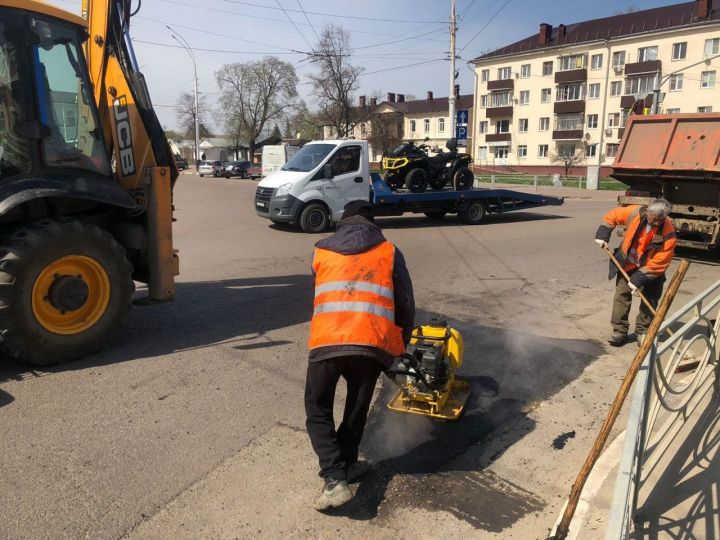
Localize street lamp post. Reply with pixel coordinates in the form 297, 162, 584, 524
167, 26, 200, 172
651, 52, 720, 114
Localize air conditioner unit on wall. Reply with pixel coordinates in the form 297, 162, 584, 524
605, 129, 613, 136
614, 66, 624, 74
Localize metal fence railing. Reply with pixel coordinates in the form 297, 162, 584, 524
474, 175, 627, 191
606, 279, 720, 539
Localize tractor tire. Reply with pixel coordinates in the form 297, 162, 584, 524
299, 203, 330, 233
453, 168, 475, 191
406, 168, 429, 193
459, 201, 487, 225
0, 219, 134, 365
424, 211, 447, 220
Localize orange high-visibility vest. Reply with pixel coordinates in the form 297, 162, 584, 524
309, 241, 405, 356
603, 205, 676, 276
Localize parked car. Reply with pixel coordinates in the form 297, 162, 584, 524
247, 163, 262, 179
199, 160, 224, 177
174, 154, 188, 170
224, 160, 252, 178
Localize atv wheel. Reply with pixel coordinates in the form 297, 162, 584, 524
406, 168, 429, 193
459, 201, 487, 225
429, 178, 447, 190
0, 219, 134, 365
453, 168, 475, 191
424, 211, 446, 220
299, 203, 329, 233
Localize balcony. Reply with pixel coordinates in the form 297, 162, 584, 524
625, 59, 661, 76
485, 106, 513, 118
618, 128, 625, 139
485, 133, 511, 142
487, 79, 514, 91
555, 68, 587, 84
620, 94, 653, 108
552, 129, 584, 140
554, 101, 585, 114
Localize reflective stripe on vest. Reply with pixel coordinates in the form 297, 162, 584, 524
309, 241, 405, 356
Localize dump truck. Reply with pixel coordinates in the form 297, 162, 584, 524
612, 113, 720, 250
0, 0, 178, 364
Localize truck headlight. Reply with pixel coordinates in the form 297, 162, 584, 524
275, 183, 293, 196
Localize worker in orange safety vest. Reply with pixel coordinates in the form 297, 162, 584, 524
594, 198, 676, 347
305, 200, 415, 511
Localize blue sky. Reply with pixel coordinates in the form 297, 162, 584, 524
52, 0, 680, 133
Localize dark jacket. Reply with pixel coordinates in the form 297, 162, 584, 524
309, 216, 415, 368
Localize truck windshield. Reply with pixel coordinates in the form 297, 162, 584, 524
282, 144, 334, 172
0, 14, 31, 180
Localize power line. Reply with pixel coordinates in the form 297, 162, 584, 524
275, 0, 314, 50
459, 0, 513, 53
363, 58, 446, 76
220, 0, 446, 24
296, 0, 321, 42
354, 28, 448, 51
133, 39, 301, 55
459, 0, 479, 20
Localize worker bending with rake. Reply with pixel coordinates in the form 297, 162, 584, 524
305, 201, 415, 511
595, 198, 676, 347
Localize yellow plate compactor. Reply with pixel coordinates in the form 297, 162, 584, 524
387, 319, 470, 421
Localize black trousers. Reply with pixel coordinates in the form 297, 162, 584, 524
304, 356, 383, 481
611, 271, 665, 335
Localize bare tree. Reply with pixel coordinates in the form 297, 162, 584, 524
215, 57, 299, 158
551, 147, 586, 177
366, 111, 403, 158
308, 24, 363, 138
175, 91, 212, 138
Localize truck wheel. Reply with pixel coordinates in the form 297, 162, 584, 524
425, 211, 446, 220
299, 203, 329, 233
0, 219, 134, 365
406, 169, 429, 193
453, 168, 475, 191
460, 201, 487, 224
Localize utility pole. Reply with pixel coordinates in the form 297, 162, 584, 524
168, 26, 200, 172
448, 0, 457, 138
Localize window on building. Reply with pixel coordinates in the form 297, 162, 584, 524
612, 51, 626, 67
360, 123, 367, 138
701, 71, 716, 88
542, 61, 553, 76
637, 46, 658, 62
498, 66, 512, 80
586, 143, 598, 157
481, 69, 490, 82
519, 118, 529, 132
438, 118, 445, 133
521, 64, 531, 78
587, 114, 598, 129
477, 146, 488, 160
518, 145, 527, 158
556, 82, 585, 101
538, 144, 549, 158
698, 105, 713, 113
541, 88, 552, 103
608, 113, 620, 127
479, 120, 488, 134
539, 117, 550, 131
480, 95, 488, 107
496, 119, 510, 133
558, 54, 586, 71
588, 83, 600, 99
704, 38, 720, 57
490, 91, 511, 107
557, 143, 576, 157
424, 118, 430, 132
494, 146, 509, 159
410, 120, 416, 133
606, 143, 619, 157
519, 90, 529, 105
666, 108, 680, 114
591, 54, 603, 70
625, 74, 658, 95
621, 109, 630, 124
669, 74, 683, 91
610, 81, 622, 96
672, 42, 687, 60
555, 113, 583, 131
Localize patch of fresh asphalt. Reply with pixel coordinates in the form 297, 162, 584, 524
1, 173, 718, 538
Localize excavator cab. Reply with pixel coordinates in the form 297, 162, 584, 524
0, 1, 177, 365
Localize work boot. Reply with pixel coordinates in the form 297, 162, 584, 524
608, 333, 627, 347
313, 479, 353, 511
346, 460, 369, 483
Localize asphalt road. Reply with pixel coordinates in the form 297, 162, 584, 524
1, 173, 718, 539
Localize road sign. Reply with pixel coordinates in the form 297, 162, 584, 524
456, 125, 467, 141
456, 109, 468, 126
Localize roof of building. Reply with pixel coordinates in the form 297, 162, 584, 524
473, 1, 720, 62
364, 94, 474, 118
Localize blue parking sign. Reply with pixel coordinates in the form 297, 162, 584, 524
456, 109, 468, 126
456, 125, 467, 140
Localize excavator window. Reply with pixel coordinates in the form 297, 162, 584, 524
0, 15, 31, 180
30, 17, 109, 176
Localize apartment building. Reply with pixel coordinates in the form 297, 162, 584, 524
324, 91, 473, 162
471, 0, 720, 175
